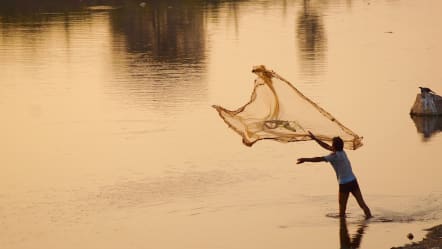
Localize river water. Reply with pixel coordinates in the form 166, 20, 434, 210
1, 1, 441, 248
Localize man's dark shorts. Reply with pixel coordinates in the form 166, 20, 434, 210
339, 179, 360, 193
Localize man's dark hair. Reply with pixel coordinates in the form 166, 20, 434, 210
332, 137, 344, 151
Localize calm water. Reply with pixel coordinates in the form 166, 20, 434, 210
1, 0, 442, 248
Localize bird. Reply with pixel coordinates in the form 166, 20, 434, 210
419, 86, 435, 95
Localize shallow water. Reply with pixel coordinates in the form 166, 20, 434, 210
1, 0, 441, 248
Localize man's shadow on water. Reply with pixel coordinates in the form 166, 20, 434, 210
339, 217, 368, 249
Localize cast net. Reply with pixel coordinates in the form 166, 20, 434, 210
212, 65, 363, 150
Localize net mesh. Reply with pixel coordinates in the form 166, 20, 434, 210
212, 65, 363, 150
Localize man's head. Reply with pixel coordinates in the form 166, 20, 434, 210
332, 137, 344, 151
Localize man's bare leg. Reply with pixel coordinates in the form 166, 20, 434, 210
339, 192, 350, 217
351, 189, 372, 219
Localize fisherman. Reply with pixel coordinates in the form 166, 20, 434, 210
297, 131, 372, 219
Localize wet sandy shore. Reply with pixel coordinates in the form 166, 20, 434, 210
392, 224, 442, 249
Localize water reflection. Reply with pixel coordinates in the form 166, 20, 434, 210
0, 0, 214, 112
0, 0, 81, 14
410, 115, 442, 141
296, 0, 327, 77
110, 2, 206, 61
339, 218, 367, 249
0, 0, 331, 110
107, 1, 210, 110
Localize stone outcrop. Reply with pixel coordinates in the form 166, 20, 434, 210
410, 93, 442, 116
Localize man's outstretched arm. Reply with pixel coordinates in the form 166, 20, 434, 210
297, 157, 327, 164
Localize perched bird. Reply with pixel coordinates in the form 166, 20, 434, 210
419, 86, 435, 94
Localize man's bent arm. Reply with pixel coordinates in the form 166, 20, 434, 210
309, 131, 333, 151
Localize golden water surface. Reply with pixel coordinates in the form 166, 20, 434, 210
1, 1, 441, 248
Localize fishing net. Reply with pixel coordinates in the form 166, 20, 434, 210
212, 65, 363, 150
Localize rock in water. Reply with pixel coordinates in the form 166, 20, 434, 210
410, 90, 442, 116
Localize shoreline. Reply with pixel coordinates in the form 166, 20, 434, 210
391, 224, 442, 249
